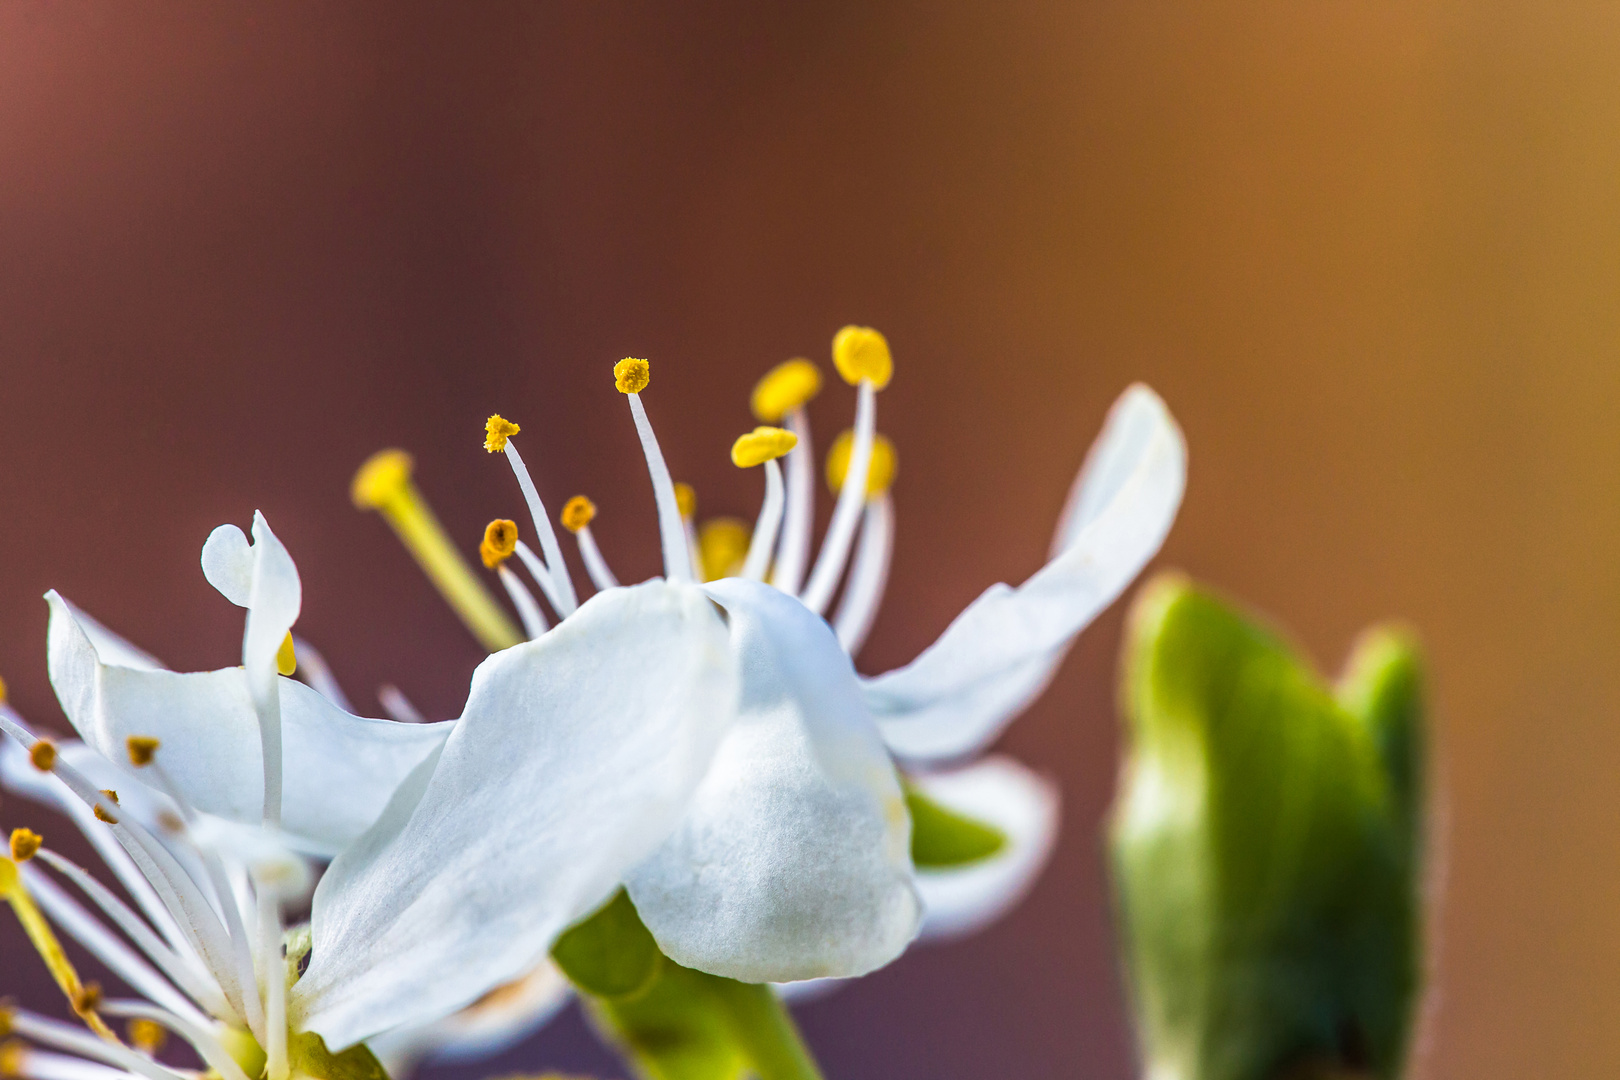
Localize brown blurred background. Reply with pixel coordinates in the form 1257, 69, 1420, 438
1, 2, 1616, 1077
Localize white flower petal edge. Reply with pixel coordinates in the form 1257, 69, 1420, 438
45, 591, 453, 856
201, 512, 301, 702
292, 580, 737, 1052
367, 960, 572, 1077
863, 384, 1186, 762
626, 578, 921, 984
911, 755, 1061, 941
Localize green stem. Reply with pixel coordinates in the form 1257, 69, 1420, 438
706, 976, 823, 1080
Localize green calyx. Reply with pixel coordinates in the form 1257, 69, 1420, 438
1109, 574, 1425, 1080
905, 783, 1007, 867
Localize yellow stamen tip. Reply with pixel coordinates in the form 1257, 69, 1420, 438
126, 735, 161, 767
484, 414, 521, 454
826, 429, 899, 496
614, 357, 651, 394
93, 790, 119, 825
674, 482, 697, 519
9, 829, 41, 863
276, 632, 297, 677
128, 1018, 168, 1054
27, 741, 55, 772
0, 675, 7, 703
71, 982, 101, 1016
832, 325, 893, 389
0, 1039, 25, 1078
480, 519, 519, 568
730, 426, 799, 468
697, 518, 751, 582
750, 358, 823, 421
560, 496, 597, 534
352, 448, 415, 510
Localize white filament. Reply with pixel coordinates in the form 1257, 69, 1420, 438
257, 889, 287, 1080
1, 1048, 136, 1080
289, 636, 354, 713
500, 440, 579, 614
99, 1000, 252, 1080
742, 459, 786, 582
496, 564, 549, 639
772, 408, 815, 595
377, 685, 428, 724
513, 540, 569, 618
575, 526, 621, 592
6, 1011, 184, 1080
626, 393, 693, 582
833, 493, 894, 655
800, 380, 876, 613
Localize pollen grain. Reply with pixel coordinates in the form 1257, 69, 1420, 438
614, 357, 651, 394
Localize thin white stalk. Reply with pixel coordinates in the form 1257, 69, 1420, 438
501, 441, 578, 613
683, 516, 703, 580
2, 1047, 139, 1080
376, 685, 428, 724
21, 861, 212, 1027
575, 526, 620, 591
772, 408, 815, 595
257, 890, 287, 1080
742, 459, 786, 582
7, 1011, 187, 1080
833, 494, 894, 655
496, 565, 549, 639
800, 380, 876, 613
513, 540, 569, 618
289, 637, 354, 712
626, 393, 693, 582
98, 1001, 253, 1080
250, 685, 282, 831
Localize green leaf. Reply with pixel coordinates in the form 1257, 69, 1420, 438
1109, 574, 1423, 1080
905, 784, 1007, 867
553, 889, 664, 999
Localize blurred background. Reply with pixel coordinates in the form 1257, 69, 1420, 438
1, 2, 1616, 1077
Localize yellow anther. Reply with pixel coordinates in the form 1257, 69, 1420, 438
697, 518, 751, 582
826, 430, 898, 497
128, 1018, 168, 1054
127, 736, 161, 767
71, 983, 102, 1016
350, 448, 415, 510
0, 675, 7, 703
730, 426, 799, 469
276, 632, 297, 677
94, 790, 120, 825
614, 357, 651, 394
1, 854, 116, 1042
831, 325, 893, 389
560, 496, 597, 534
0, 1011, 9, 1039
0, 1039, 24, 1078
9, 830, 40, 863
27, 741, 55, 772
353, 447, 523, 653
480, 519, 519, 568
484, 414, 521, 454
750, 359, 823, 421
674, 482, 697, 519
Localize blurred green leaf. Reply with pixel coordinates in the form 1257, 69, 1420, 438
905, 784, 1007, 867
553, 889, 664, 999
1110, 575, 1424, 1080
289, 1031, 389, 1080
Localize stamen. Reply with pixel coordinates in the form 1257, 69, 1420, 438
479, 519, 519, 569
675, 483, 703, 581
92, 792, 119, 826
29, 742, 56, 772
825, 431, 898, 496
559, 496, 596, 533
559, 496, 621, 591
496, 566, 549, 639
256, 890, 286, 1080
288, 637, 354, 713
125, 738, 160, 768
800, 378, 877, 615
377, 685, 428, 725
11, 829, 42, 862
512, 540, 569, 616
98, 1003, 250, 1080
0, 1045, 134, 1080
772, 409, 816, 596
482, 414, 520, 453
831, 325, 893, 389
750, 358, 822, 423
352, 449, 522, 652
274, 634, 296, 678
488, 432, 579, 616
125, 1021, 165, 1056
615, 361, 692, 582
697, 519, 751, 582
4, 1011, 183, 1080
0, 858, 117, 1041
729, 426, 798, 468
674, 482, 697, 520
741, 459, 786, 583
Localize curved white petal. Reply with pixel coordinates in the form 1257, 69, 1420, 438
911, 755, 1060, 941
46, 591, 452, 856
292, 581, 735, 1051
201, 525, 255, 608
627, 578, 920, 984
863, 384, 1186, 762
366, 960, 571, 1076
202, 513, 302, 690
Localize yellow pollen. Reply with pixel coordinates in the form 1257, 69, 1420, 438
27, 741, 55, 772
750, 358, 823, 421
831, 325, 893, 389
484, 414, 521, 454
276, 632, 297, 677
93, 790, 119, 825
0, 1039, 24, 1078
559, 496, 597, 534
1, 856, 117, 1042
71, 983, 102, 1016
697, 518, 751, 582
126, 736, 161, 767
0, 675, 7, 703
730, 426, 799, 468
480, 519, 520, 569
614, 357, 651, 394
674, 482, 697, 519
9, 830, 41, 863
350, 448, 415, 510
826, 429, 899, 497
128, 1018, 168, 1054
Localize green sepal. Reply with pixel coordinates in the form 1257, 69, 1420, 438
904, 782, 1007, 868
1109, 575, 1424, 1080
287, 1031, 390, 1080
553, 889, 664, 999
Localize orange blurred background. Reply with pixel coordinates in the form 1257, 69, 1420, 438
2, 3, 1616, 1078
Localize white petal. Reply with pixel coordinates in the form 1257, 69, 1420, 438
292, 580, 735, 1051
243, 512, 302, 688
366, 961, 571, 1076
863, 384, 1186, 762
201, 525, 254, 608
46, 592, 452, 855
911, 755, 1060, 941
627, 578, 920, 983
